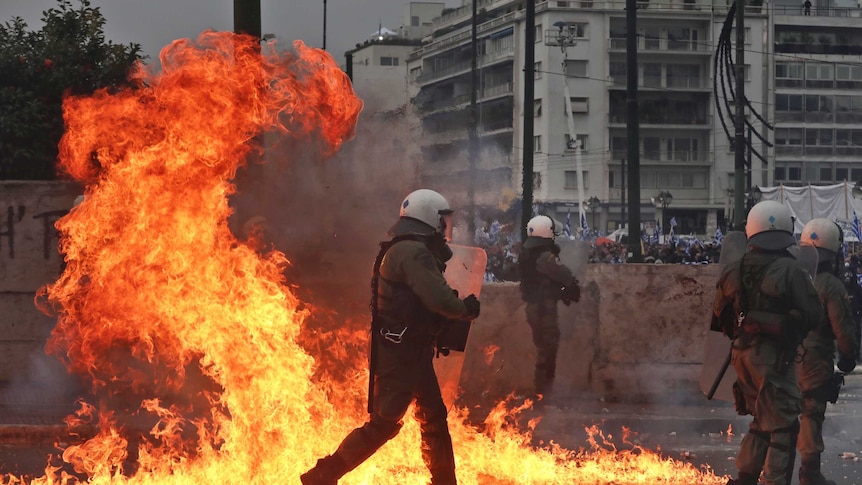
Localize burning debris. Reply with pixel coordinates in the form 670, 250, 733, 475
5, 31, 728, 485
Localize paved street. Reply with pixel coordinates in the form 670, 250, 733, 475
0, 373, 860, 483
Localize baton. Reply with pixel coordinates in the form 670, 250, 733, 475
706, 348, 732, 400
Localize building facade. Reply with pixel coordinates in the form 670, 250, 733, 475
392, 0, 862, 237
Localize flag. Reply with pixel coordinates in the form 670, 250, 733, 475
853, 211, 862, 242
564, 212, 572, 238
714, 227, 724, 245
651, 221, 660, 245
669, 217, 678, 228
580, 212, 589, 240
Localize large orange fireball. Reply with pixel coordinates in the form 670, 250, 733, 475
4, 31, 727, 484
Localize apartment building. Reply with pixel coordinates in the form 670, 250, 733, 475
770, 0, 862, 188
405, 0, 773, 235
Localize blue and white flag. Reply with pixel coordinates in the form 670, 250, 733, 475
651, 221, 660, 245
669, 217, 678, 228
580, 212, 589, 240
714, 227, 724, 245
564, 212, 572, 238
853, 211, 862, 242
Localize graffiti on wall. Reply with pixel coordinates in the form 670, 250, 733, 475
0, 205, 70, 260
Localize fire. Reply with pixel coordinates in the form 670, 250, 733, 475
3, 31, 727, 484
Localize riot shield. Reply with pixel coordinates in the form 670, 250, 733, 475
556, 239, 590, 339
556, 239, 590, 284
789, 244, 819, 278
434, 244, 487, 409
699, 231, 747, 401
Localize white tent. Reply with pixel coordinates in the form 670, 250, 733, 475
760, 182, 862, 241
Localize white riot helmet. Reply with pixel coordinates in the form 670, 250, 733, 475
745, 200, 796, 251
801, 218, 842, 261
399, 189, 454, 240
527, 215, 557, 240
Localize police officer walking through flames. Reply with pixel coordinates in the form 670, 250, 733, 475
713, 200, 823, 485
301, 189, 481, 485
518, 215, 580, 398
796, 219, 859, 485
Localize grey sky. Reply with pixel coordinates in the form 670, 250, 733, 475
2, 0, 459, 66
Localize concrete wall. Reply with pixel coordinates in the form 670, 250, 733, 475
460, 263, 721, 403
1, 182, 722, 403
0, 182, 79, 384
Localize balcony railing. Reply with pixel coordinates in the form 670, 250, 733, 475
774, 5, 862, 17
609, 112, 712, 126
609, 37, 711, 53
776, 145, 862, 157
611, 149, 709, 162
608, 75, 706, 89
416, 47, 515, 84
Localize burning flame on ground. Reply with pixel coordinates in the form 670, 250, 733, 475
3, 32, 728, 484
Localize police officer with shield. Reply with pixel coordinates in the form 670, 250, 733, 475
795, 219, 859, 485
713, 201, 823, 485
301, 189, 481, 485
518, 215, 580, 397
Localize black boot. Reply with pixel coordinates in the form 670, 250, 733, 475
300, 454, 348, 485
799, 453, 837, 485
726, 471, 759, 485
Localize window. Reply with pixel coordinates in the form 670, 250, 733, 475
380, 56, 399, 66
775, 128, 803, 145
805, 128, 832, 146
819, 163, 832, 182
410, 67, 422, 82
535, 24, 542, 42
534, 98, 542, 117
667, 138, 699, 161
565, 134, 588, 150
564, 170, 589, 189
534, 135, 542, 153
643, 63, 661, 87
836, 167, 849, 181
570, 97, 589, 113
643, 137, 660, 159
411, 16, 420, 27
776, 94, 803, 112
776, 62, 804, 79
566, 23, 587, 38
492, 31, 514, 52
666, 64, 699, 88
565, 60, 587, 77
534, 61, 542, 79
729, 27, 752, 45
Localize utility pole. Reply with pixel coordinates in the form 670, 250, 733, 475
733, 0, 746, 229
621, 158, 626, 226
323, 0, 327, 50
468, 0, 479, 235
521, 0, 536, 241
233, 0, 261, 39
625, 0, 641, 261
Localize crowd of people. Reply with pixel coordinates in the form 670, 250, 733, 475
474, 217, 726, 282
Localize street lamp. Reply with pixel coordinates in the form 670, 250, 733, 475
586, 196, 601, 230
652, 190, 673, 237
745, 185, 762, 210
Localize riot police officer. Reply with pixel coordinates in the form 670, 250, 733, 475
518, 215, 580, 397
300, 189, 480, 485
796, 219, 859, 485
713, 200, 823, 485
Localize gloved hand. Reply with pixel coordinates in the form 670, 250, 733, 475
462, 294, 480, 319
560, 281, 581, 305
837, 356, 857, 374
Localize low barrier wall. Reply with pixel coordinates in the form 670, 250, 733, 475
1, 182, 723, 403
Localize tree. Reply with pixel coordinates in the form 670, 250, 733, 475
0, 0, 143, 180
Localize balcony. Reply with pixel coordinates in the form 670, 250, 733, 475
609, 37, 711, 53
775, 145, 862, 157
611, 149, 709, 163
609, 75, 707, 89
609, 112, 712, 128
416, 47, 515, 84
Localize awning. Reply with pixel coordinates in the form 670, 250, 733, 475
489, 27, 514, 40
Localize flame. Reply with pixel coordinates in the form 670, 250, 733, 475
4, 31, 728, 485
